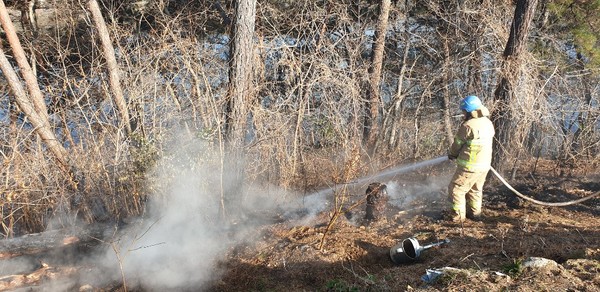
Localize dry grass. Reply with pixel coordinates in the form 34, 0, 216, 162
0, 0, 599, 237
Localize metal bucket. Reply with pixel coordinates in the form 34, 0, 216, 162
389, 238, 450, 264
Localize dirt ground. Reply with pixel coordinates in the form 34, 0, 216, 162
1, 160, 598, 291
208, 160, 600, 291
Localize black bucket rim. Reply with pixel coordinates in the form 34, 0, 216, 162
402, 237, 419, 259
389, 237, 419, 264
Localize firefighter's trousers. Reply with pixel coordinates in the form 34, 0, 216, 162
448, 168, 489, 220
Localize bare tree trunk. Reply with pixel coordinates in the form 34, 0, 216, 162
378, 4, 410, 155
364, 0, 391, 153
222, 0, 257, 217
225, 0, 256, 146
87, 0, 132, 135
0, 47, 69, 169
492, 0, 538, 172
569, 53, 595, 162
442, 37, 454, 146
0, 0, 73, 174
503, 0, 538, 58
0, 0, 48, 122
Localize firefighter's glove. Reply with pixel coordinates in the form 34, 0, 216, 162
447, 155, 457, 161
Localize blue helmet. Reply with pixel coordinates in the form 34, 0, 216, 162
460, 95, 482, 112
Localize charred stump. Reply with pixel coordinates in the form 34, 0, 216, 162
364, 182, 388, 220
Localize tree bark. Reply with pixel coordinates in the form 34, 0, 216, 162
503, 0, 538, 58
222, 0, 257, 217
364, 0, 391, 153
379, 4, 410, 155
492, 0, 538, 172
0, 1, 70, 171
442, 37, 454, 146
0, 46, 69, 168
87, 0, 132, 135
0, 0, 48, 122
225, 0, 257, 147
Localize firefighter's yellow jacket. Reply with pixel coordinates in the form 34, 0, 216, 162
448, 106, 495, 171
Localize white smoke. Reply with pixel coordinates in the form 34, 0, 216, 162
4, 133, 454, 291
105, 169, 229, 290
385, 171, 453, 209
95, 134, 296, 291
101, 148, 454, 290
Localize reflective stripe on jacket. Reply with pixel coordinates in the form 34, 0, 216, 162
448, 106, 495, 172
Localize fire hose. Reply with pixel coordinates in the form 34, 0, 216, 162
433, 155, 599, 206
489, 166, 600, 207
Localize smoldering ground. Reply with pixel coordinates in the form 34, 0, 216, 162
278, 158, 454, 227
0, 133, 293, 291
92, 136, 300, 290
6, 133, 454, 291
95, 143, 453, 290
386, 173, 453, 210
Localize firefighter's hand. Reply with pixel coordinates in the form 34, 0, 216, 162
447, 155, 457, 161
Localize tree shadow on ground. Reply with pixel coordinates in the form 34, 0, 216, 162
207, 240, 441, 291
488, 172, 600, 216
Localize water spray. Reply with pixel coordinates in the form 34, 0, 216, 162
304, 156, 449, 199
294, 156, 449, 221
352, 156, 449, 187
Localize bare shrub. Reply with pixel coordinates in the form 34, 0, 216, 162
1, 0, 599, 236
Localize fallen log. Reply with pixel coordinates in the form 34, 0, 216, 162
0, 223, 115, 260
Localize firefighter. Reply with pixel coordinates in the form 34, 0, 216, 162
446, 95, 495, 222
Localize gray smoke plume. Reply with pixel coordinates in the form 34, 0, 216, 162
385, 172, 453, 209
5, 133, 453, 291
105, 170, 229, 290
95, 134, 296, 291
